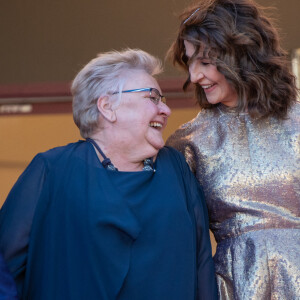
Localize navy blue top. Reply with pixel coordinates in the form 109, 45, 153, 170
0, 141, 217, 300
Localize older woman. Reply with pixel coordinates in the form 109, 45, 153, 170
0, 49, 217, 300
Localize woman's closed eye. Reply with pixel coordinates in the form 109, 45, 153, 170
197, 58, 212, 66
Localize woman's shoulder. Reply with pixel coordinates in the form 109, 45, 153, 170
289, 101, 300, 120
166, 108, 216, 151
159, 146, 185, 162
170, 109, 215, 137
281, 101, 300, 130
158, 146, 192, 174
32, 140, 86, 168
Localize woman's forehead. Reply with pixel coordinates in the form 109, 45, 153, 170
123, 70, 160, 90
184, 40, 210, 58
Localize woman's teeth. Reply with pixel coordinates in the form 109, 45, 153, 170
202, 84, 214, 89
149, 122, 162, 128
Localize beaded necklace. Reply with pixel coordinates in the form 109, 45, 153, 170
86, 138, 155, 172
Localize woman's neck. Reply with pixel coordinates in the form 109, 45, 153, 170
89, 134, 145, 172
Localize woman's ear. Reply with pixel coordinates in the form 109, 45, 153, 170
97, 96, 117, 122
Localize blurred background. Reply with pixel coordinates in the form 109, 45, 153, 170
0, 0, 299, 229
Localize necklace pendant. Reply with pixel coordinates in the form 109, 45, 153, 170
143, 158, 154, 172
107, 164, 118, 171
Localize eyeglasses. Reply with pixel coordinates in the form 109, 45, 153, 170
112, 88, 166, 105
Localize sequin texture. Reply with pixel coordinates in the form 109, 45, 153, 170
167, 102, 300, 299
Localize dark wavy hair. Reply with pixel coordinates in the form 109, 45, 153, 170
168, 0, 298, 119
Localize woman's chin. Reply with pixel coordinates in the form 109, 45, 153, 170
143, 141, 164, 158
145, 133, 164, 149
152, 138, 165, 150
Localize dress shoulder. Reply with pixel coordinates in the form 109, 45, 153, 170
166, 109, 219, 172
37, 140, 86, 166
288, 101, 300, 124
159, 146, 192, 174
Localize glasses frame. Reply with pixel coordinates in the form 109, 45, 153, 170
112, 88, 166, 105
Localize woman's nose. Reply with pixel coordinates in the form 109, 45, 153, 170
189, 63, 204, 83
159, 102, 171, 117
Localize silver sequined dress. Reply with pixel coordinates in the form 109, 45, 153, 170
167, 102, 300, 300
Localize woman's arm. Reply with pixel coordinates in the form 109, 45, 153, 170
0, 154, 48, 295
0, 251, 18, 299
190, 175, 218, 300
167, 146, 218, 300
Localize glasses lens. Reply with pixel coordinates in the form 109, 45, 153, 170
153, 89, 167, 104
161, 96, 167, 104
151, 88, 161, 104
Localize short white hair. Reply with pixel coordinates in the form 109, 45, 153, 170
71, 48, 163, 138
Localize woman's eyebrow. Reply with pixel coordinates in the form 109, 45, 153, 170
191, 54, 206, 60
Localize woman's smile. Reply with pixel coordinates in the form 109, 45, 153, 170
184, 40, 238, 107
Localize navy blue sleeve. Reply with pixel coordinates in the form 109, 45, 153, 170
0, 252, 18, 300
0, 154, 48, 295
165, 147, 218, 300
188, 169, 218, 300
